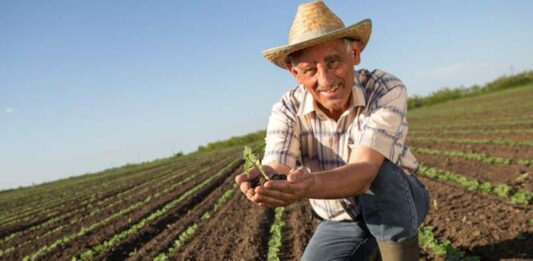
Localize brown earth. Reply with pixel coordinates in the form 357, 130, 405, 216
413, 133, 533, 142
415, 154, 533, 191
7, 158, 234, 260
0, 157, 200, 238
420, 177, 533, 260
176, 186, 274, 260
409, 140, 533, 159
0, 162, 201, 250
114, 165, 243, 261
278, 200, 317, 260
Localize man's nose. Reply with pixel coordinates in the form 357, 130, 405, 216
316, 64, 335, 88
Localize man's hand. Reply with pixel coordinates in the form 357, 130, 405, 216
252, 166, 315, 208
235, 164, 275, 202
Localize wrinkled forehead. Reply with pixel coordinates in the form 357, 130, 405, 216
288, 39, 347, 64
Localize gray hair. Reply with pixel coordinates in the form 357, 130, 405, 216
288, 38, 354, 69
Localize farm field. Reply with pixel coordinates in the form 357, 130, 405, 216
1, 85, 532, 260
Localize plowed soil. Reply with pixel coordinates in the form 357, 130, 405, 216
420, 177, 533, 260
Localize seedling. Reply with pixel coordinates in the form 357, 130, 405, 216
242, 146, 286, 188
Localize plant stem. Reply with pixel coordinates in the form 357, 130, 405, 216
244, 154, 270, 181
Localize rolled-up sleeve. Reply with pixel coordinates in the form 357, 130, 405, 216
354, 84, 407, 162
262, 96, 301, 168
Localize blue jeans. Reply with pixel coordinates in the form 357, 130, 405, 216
302, 220, 380, 261
302, 160, 429, 259
359, 159, 429, 242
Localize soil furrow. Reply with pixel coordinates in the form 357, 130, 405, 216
100, 163, 243, 260
420, 176, 533, 260
8, 159, 230, 261
278, 200, 316, 261
409, 140, 533, 159
416, 154, 532, 191
177, 189, 275, 260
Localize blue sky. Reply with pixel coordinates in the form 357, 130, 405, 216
1, 0, 533, 190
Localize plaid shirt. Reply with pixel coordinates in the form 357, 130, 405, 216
262, 69, 419, 221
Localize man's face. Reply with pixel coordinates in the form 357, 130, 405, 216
288, 39, 361, 119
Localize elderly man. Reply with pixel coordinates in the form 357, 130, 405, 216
235, 1, 429, 260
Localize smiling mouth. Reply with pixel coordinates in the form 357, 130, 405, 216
318, 81, 343, 94
319, 86, 339, 93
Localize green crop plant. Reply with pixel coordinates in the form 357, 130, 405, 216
515, 173, 529, 182
412, 148, 511, 165
413, 137, 533, 147
518, 159, 532, 166
493, 184, 510, 198
75, 159, 241, 260
418, 225, 479, 261
243, 145, 270, 180
267, 207, 285, 261
152, 184, 238, 260
479, 182, 493, 193
243, 146, 286, 188
419, 165, 531, 205
510, 191, 533, 205
21, 155, 239, 261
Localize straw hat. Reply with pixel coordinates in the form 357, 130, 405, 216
263, 1, 372, 69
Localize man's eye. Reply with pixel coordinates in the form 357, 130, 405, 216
304, 68, 316, 76
328, 60, 340, 68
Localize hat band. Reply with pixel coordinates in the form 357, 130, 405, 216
289, 26, 344, 45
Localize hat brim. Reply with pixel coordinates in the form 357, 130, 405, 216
263, 19, 372, 69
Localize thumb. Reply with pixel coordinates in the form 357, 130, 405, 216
288, 166, 306, 183
235, 170, 257, 184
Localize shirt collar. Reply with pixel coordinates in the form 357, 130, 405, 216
297, 77, 366, 117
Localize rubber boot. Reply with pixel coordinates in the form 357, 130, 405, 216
377, 236, 419, 261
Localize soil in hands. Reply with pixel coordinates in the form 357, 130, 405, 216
251, 173, 287, 188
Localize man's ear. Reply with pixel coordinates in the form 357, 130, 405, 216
351, 41, 362, 65
286, 63, 304, 84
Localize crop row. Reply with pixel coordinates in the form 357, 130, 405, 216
411, 147, 532, 166
0, 166, 181, 245
17, 155, 239, 261
73, 158, 242, 260
410, 128, 533, 136
418, 165, 532, 205
152, 184, 239, 261
0, 156, 195, 230
0, 151, 235, 248
0, 158, 181, 221
412, 137, 533, 147
410, 113, 533, 127
1, 149, 231, 221
266, 207, 285, 261
0, 156, 229, 256
418, 225, 479, 261
410, 120, 533, 131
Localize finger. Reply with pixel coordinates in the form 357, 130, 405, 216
235, 171, 257, 184
258, 202, 277, 208
288, 167, 308, 183
252, 193, 287, 207
246, 189, 255, 201
240, 182, 253, 195
255, 185, 295, 202
264, 180, 294, 193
